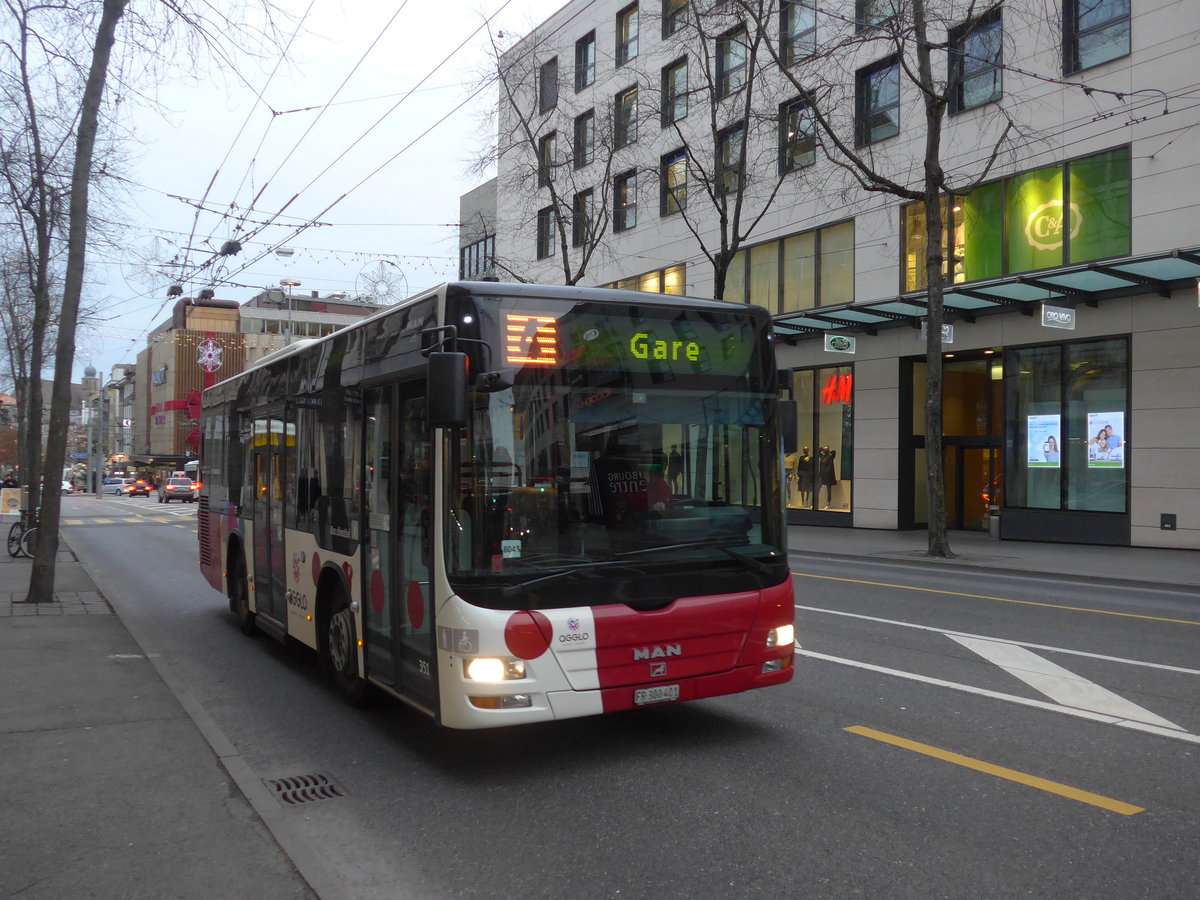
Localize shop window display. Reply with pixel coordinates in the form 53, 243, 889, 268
1007, 338, 1127, 514
787, 366, 852, 513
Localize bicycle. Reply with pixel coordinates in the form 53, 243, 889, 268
7, 507, 38, 559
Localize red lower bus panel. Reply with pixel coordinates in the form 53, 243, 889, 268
598, 660, 794, 714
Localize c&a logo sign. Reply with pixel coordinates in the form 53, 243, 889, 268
1025, 200, 1082, 252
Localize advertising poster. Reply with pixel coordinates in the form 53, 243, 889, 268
1087, 411, 1126, 468
1027, 414, 1061, 467
1, 487, 21, 516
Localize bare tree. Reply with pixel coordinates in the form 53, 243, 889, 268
0, 0, 290, 602
473, 28, 619, 285
477, 3, 805, 300
650, 0, 795, 300
744, 0, 1020, 557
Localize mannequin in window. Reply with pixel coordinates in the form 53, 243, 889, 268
798, 446, 813, 507
818, 446, 837, 509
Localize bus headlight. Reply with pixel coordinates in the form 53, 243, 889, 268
464, 657, 527, 682
766, 624, 794, 649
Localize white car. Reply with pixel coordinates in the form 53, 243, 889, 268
158, 476, 197, 503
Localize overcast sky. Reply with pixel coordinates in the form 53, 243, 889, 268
77, 0, 565, 383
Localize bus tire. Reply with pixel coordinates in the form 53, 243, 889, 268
322, 589, 367, 707
228, 551, 256, 636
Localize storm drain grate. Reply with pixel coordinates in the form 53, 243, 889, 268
263, 773, 348, 806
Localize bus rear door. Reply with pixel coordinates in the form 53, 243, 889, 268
251, 412, 288, 628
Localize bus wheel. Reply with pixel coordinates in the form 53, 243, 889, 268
228, 553, 256, 636
323, 591, 367, 706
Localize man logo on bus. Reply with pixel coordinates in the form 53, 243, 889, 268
633, 644, 682, 661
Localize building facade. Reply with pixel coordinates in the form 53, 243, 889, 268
482, 0, 1200, 549
132, 292, 381, 461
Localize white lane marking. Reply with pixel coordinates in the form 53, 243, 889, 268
798, 650, 1200, 746
789, 555, 1200, 598
948, 635, 1185, 731
795, 605, 1200, 676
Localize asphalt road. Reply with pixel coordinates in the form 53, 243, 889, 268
61, 497, 1200, 899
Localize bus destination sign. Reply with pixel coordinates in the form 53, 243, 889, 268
501, 311, 754, 377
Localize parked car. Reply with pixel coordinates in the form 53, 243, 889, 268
61, 480, 73, 495
122, 478, 152, 497
158, 476, 196, 503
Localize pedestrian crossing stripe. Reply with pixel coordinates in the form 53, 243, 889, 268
62, 518, 188, 526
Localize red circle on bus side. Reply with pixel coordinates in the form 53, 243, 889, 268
311, 553, 321, 584
406, 581, 425, 629
505, 611, 552, 660
370, 570, 385, 615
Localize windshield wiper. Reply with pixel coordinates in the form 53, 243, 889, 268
499, 560, 641, 598
614, 540, 776, 576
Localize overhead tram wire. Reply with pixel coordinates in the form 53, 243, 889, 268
176, 0, 525, 291
227, 0, 520, 253
178, 0, 318, 276
207, 75, 503, 293
233, 0, 415, 244
175, 0, 489, 290
278, 0, 519, 208
146, 0, 600, 296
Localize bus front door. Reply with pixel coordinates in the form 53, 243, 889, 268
251, 414, 287, 626
363, 386, 436, 712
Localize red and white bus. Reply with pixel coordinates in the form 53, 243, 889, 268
198, 282, 795, 728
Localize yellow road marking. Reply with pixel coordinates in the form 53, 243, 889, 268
845, 726, 1144, 816
792, 572, 1200, 626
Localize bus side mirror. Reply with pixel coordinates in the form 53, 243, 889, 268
780, 400, 798, 454
428, 352, 468, 428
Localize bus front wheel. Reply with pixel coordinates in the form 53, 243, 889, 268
322, 591, 367, 707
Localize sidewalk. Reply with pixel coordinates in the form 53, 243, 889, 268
0, 534, 314, 899
788, 524, 1200, 594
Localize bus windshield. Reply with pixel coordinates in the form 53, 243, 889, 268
444, 294, 787, 611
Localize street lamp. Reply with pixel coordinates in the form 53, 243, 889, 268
279, 278, 300, 344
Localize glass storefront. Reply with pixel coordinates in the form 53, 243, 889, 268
787, 365, 853, 516
1007, 337, 1128, 514
909, 353, 1003, 530
901, 337, 1129, 542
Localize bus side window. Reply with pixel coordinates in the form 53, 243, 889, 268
292, 406, 321, 529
